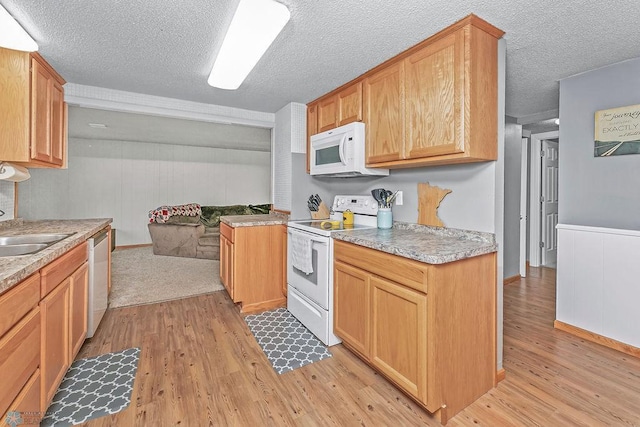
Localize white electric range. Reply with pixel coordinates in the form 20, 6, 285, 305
287, 195, 379, 346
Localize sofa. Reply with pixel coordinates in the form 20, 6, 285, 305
147, 203, 271, 260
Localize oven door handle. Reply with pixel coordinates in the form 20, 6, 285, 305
288, 228, 329, 245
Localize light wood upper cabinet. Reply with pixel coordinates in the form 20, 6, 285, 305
316, 81, 364, 134
317, 96, 338, 132
337, 81, 363, 126
367, 19, 502, 168
306, 15, 503, 171
363, 61, 405, 163
405, 30, 464, 159
0, 48, 67, 168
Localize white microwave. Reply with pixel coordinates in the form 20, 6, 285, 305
309, 122, 389, 177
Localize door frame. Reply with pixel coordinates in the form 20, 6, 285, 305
519, 137, 528, 277
529, 130, 559, 267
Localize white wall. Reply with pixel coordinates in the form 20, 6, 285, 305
0, 181, 15, 221
559, 57, 640, 229
18, 138, 271, 245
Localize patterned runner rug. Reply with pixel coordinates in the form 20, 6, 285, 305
40, 348, 140, 426
245, 308, 332, 374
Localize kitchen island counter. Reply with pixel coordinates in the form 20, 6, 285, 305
220, 213, 288, 227
332, 222, 496, 265
0, 218, 112, 293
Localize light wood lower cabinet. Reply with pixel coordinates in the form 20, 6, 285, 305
2, 369, 41, 426
0, 307, 40, 418
69, 263, 89, 360
333, 240, 496, 424
220, 223, 286, 313
0, 241, 90, 422
39, 242, 89, 411
370, 276, 428, 401
40, 279, 70, 407
334, 262, 370, 356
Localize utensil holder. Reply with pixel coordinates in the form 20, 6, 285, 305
377, 208, 393, 229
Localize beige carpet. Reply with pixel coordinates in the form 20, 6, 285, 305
109, 246, 224, 308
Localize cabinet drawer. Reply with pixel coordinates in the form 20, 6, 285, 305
0, 307, 40, 417
334, 241, 429, 293
0, 273, 40, 338
220, 222, 234, 243
41, 241, 87, 297
2, 369, 41, 426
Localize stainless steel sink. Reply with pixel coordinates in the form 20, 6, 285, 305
0, 233, 73, 256
0, 233, 71, 246
0, 243, 49, 257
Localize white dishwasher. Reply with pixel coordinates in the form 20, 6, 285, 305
87, 228, 109, 338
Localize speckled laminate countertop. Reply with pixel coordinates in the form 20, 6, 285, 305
332, 222, 497, 264
220, 213, 288, 227
0, 218, 112, 294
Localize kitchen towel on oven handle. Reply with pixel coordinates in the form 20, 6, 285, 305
289, 231, 314, 275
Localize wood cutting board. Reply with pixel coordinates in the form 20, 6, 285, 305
417, 183, 452, 227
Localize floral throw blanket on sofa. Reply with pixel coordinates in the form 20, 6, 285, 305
148, 203, 202, 223
148, 203, 271, 225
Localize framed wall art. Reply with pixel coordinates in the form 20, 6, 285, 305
594, 104, 640, 157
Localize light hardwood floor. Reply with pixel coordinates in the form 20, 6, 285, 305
78, 267, 640, 426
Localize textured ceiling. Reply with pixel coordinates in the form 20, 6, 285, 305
3, 0, 640, 118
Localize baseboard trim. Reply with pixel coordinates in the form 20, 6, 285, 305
240, 297, 287, 314
554, 320, 640, 358
503, 275, 520, 285
495, 368, 506, 383
115, 243, 153, 250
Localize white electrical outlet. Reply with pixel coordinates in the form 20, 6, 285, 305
396, 190, 403, 205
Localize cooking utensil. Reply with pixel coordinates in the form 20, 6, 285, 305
386, 190, 399, 206
371, 188, 385, 206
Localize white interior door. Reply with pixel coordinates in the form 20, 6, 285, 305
519, 137, 528, 276
541, 140, 559, 267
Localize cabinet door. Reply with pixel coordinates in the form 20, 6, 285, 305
220, 235, 230, 295
50, 80, 65, 166
226, 239, 235, 300
317, 96, 338, 132
306, 103, 318, 173
370, 276, 427, 403
31, 58, 51, 163
334, 261, 370, 357
41, 278, 70, 408
69, 263, 88, 360
337, 81, 363, 126
405, 30, 464, 159
364, 61, 405, 164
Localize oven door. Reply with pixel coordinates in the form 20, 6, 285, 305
287, 227, 330, 310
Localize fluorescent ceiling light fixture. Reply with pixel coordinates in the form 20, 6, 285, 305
0, 4, 38, 52
88, 123, 107, 129
208, 0, 290, 90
